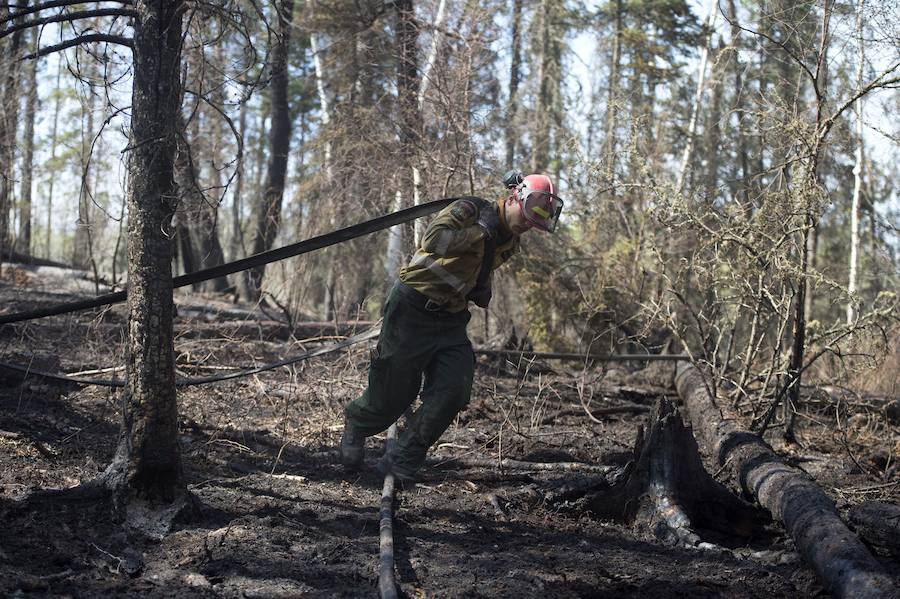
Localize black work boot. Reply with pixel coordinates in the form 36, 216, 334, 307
376, 451, 420, 485
339, 419, 365, 470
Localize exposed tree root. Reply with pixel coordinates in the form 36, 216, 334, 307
676, 363, 898, 599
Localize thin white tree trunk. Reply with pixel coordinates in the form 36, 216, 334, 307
45, 56, 63, 259
308, 3, 338, 316
17, 27, 38, 255
384, 189, 405, 282
411, 0, 447, 246
847, 0, 865, 324
676, 0, 718, 194
308, 8, 334, 183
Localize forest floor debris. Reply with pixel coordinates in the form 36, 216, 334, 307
0, 275, 898, 597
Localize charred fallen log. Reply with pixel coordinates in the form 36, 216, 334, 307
675, 363, 898, 599
849, 501, 900, 560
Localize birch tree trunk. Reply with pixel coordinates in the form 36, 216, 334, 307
308, 3, 333, 184
308, 1, 337, 315
411, 0, 446, 247
45, 57, 63, 259
384, 0, 418, 282
73, 64, 97, 270
726, 0, 752, 210
195, 44, 229, 293
847, 0, 865, 324
530, 0, 551, 173
229, 99, 248, 262
676, 0, 717, 194
602, 0, 622, 192
17, 27, 38, 255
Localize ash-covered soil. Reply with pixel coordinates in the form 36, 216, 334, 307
0, 266, 897, 598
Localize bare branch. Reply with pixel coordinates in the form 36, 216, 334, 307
817, 60, 900, 143
22, 33, 133, 60
719, 9, 817, 86
1, 0, 131, 25
1, 8, 136, 39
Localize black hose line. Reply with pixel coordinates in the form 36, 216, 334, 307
0, 197, 457, 325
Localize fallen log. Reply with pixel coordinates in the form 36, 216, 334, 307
428, 456, 615, 474
675, 363, 898, 599
849, 501, 900, 560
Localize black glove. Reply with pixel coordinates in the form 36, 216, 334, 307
477, 205, 500, 239
468, 286, 492, 309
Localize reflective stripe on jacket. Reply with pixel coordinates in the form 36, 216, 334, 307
399, 197, 519, 312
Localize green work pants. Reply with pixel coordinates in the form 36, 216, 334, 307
345, 282, 474, 474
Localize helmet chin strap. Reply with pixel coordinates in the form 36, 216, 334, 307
497, 195, 515, 235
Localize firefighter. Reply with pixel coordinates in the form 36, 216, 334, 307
339, 171, 564, 481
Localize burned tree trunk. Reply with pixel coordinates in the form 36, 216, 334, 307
675, 363, 897, 599
243, 0, 294, 302
527, 398, 761, 547
849, 502, 900, 561
573, 397, 759, 545
620, 398, 759, 545
99, 0, 188, 516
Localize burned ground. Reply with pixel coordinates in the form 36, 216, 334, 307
0, 270, 897, 598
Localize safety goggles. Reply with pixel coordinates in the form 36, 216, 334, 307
519, 187, 564, 232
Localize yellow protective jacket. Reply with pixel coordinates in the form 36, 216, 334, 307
399, 197, 519, 313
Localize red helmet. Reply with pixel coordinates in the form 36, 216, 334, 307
514, 174, 564, 232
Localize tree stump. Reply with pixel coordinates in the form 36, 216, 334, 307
531, 397, 763, 547
582, 397, 761, 545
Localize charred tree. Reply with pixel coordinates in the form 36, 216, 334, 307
849, 502, 900, 560
542, 397, 761, 546
100, 0, 187, 509
243, 0, 295, 302
675, 363, 897, 599
516, 398, 762, 550
0, 0, 26, 267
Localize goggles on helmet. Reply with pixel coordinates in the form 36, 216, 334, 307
518, 186, 564, 232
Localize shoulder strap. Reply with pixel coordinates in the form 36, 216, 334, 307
468, 203, 499, 299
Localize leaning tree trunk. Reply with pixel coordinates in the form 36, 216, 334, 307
675, 363, 897, 599
102, 0, 186, 506
675, 0, 717, 195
